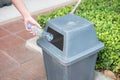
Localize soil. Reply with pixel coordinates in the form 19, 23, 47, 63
97, 69, 120, 80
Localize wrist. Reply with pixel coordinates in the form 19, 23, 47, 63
22, 11, 31, 19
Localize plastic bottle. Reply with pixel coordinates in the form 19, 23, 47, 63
27, 24, 53, 41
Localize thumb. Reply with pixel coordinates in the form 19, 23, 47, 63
35, 22, 42, 28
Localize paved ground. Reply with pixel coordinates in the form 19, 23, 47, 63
0, 0, 76, 80
0, 19, 46, 80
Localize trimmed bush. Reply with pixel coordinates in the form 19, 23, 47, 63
37, 0, 120, 72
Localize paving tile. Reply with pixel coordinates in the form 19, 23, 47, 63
0, 35, 24, 51
2, 19, 25, 33
41, 77, 47, 80
0, 35, 38, 64
9, 44, 39, 64
16, 29, 34, 40
0, 55, 46, 80
0, 50, 19, 76
0, 77, 20, 80
19, 55, 46, 80
0, 27, 10, 38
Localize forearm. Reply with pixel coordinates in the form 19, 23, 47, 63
11, 0, 40, 29
11, 0, 31, 18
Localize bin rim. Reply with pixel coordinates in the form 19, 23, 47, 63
37, 39, 104, 66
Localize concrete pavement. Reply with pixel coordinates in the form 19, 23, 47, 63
0, 0, 76, 24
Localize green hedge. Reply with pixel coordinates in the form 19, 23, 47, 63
37, 0, 120, 72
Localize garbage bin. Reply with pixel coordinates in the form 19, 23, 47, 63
37, 14, 104, 80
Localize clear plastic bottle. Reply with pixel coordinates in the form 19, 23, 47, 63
27, 24, 53, 41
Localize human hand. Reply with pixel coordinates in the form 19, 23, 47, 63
23, 15, 42, 35
10, 0, 41, 35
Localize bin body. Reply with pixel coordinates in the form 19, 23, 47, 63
43, 50, 98, 80
37, 14, 104, 80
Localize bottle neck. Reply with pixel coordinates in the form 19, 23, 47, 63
42, 31, 53, 41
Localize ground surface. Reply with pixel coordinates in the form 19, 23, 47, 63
0, 0, 76, 80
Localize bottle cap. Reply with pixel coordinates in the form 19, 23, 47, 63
27, 24, 31, 29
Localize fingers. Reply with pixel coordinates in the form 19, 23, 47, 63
31, 19, 42, 28
36, 22, 42, 29
24, 16, 41, 35
29, 30, 37, 35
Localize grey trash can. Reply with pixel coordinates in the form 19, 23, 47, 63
37, 14, 104, 80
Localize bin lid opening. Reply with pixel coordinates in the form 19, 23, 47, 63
47, 27, 64, 51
